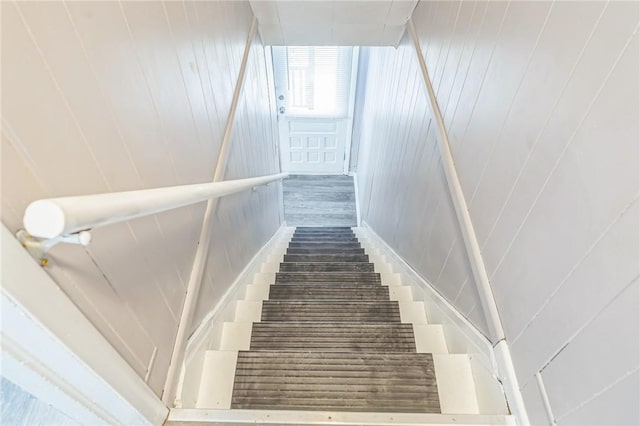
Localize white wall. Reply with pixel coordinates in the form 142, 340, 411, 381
355, 1, 639, 424
1, 1, 281, 396
191, 32, 282, 332
355, 40, 489, 336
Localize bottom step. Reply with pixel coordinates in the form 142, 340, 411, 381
196, 351, 480, 415
231, 351, 440, 413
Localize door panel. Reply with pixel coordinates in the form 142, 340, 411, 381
280, 118, 347, 174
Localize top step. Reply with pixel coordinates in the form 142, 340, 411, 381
294, 232, 354, 237
293, 232, 355, 238
288, 242, 362, 249
295, 227, 353, 232
291, 236, 358, 242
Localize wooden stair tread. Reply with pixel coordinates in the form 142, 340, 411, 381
231, 351, 439, 413
279, 262, 375, 273
276, 272, 381, 283
283, 254, 370, 263
287, 247, 365, 254
249, 323, 416, 352
268, 284, 388, 300
261, 301, 401, 322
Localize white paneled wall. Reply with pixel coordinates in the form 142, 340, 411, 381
1, 1, 280, 396
355, 1, 638, 424
192, 32, 282, 329
355, 40, 489, 337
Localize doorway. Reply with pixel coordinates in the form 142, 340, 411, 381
273, 46, 358, 175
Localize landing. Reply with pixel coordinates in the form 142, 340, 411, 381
283, 175, 357, 227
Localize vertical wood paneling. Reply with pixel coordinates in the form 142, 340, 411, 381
355, 1, 639, 423
191, 34, 281, 333
558, 370, 639, 426
354, 39, 489, 337
1, 0, 280, 396
510, 200, 639, 381
453, 1, 553, 199
540, 281, 639, 421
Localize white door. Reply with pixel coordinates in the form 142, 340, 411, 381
273, 46, 357, 175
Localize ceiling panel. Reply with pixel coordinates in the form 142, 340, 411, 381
250, 0, 418, 46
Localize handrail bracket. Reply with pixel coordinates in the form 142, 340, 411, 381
16, 229, 92, 267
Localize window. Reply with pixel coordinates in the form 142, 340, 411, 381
283, 46, 353, 117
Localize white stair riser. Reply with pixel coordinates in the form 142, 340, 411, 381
433, 354, 480, 414
414, 324, 448, 354
399, 301, 429, 324
196, 351, 237, 409
243, 284, 270, 301
219, 323, 253, 351
234, 301, 262, 322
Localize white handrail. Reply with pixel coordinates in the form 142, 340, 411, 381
23, 172, 289, 239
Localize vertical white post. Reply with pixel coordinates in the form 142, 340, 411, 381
407, 18, 529, 425
343, 47, 360, 175
162, 17, 258, 406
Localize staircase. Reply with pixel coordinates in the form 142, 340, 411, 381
178, 226, 513, 425
232, 226, 440, 412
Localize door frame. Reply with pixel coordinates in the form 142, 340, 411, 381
343, 46, 359, 175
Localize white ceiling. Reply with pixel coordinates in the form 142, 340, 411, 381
249, 1, 418, 46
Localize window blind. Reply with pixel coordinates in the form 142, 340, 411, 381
280, 46, 353, 117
